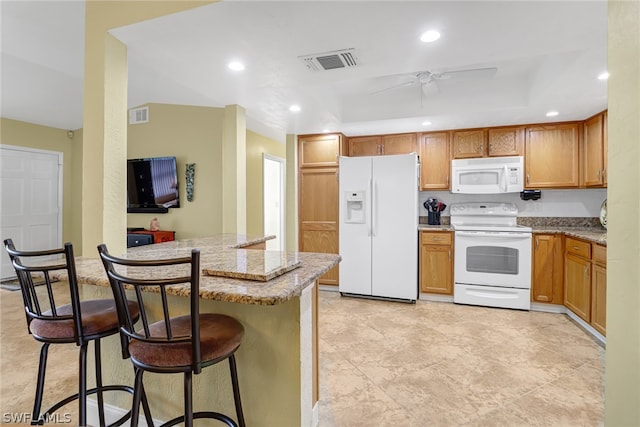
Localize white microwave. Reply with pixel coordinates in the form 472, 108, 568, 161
451, 156, 524, 194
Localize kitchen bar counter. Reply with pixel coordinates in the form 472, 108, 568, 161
71, 234, 341, 305
67, 234, 340, 427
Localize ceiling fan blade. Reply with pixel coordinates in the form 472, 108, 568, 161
437, 67, 497, 81
370, 79, 416, 95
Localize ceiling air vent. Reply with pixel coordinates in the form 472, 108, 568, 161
299, 48, 358, 72
129, 106, 149, 125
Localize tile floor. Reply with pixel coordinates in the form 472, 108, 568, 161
318, 290, 604, 426
1, 285, 604, 426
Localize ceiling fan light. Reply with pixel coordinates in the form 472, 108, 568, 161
228, 61, 245, 71
420, 30, 441, 43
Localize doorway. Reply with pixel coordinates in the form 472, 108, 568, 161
263, 154, 285, 251
0, 145, 62, 279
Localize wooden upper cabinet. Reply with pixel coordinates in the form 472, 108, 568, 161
348, 135, 382, 156
381, 133, 417, 155
420, 132, 450, 190
348, 133, 417, 156
452, 129, 487, 158
299, 134, 344, 167
488, 126, 524, 157
525, 123, 580, 188
583, 112, 607, 187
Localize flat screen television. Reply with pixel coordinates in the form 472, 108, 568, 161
127, 156, 179, 213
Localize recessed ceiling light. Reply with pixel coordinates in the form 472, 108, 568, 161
422, 121, 432, 126
227, 61, 245, 71
546, 111, 559, 117
322, 129, 331, 133
597, 71, 609, 80
289, 105, 301, 112
420, 30, 441, 43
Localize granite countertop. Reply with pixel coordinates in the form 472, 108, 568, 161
417, 224, 454, 231
67, 234, 341, 306
530, 227, 607, 246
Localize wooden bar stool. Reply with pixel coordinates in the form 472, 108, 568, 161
3, 239, 152, 426
97, 244, 246, 427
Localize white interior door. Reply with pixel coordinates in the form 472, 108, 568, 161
263, 154, 285, 251
1, 145, 62, 279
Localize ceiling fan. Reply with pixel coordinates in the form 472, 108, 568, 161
371, 66, 498, 98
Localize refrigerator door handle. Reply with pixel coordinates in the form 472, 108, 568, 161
368, 176, 374, 236
371, 177, 376, 237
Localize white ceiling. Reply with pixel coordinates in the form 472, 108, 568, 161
1, 1, 608, 142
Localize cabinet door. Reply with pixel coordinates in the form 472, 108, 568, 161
299, 168, 339, 285
452, 129, 487, 158
525, 124, 580, 188
420, 132, 450, 190
583, 113, 605, 187
564, 253, 591, 322
420, 243, 453, 295
488, 127, 524, 157
591, 264, 607, 336
348, 136, 382, 157
299, 134, 342, 167
382, 133, 417, 155
531, 234, 564, 304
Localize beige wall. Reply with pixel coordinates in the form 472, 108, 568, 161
246, 130, 286, 236
605, 1, 640, 424
127, 103, 225, 238
0, 118, 83, 251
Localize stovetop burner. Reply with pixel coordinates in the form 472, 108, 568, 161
450, 202, 531, 232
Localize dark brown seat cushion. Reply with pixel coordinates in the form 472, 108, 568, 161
30, 299, 139, 341
128, 313, 244, 369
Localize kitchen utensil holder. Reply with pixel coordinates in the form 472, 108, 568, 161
428, 212, 441, 225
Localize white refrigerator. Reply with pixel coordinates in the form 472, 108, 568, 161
339, 153, 419, 301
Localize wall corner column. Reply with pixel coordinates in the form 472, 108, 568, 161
222, 104, 247, 234
286, 133, 298, 251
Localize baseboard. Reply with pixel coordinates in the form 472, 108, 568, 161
565, 310, 606, 347
419, 293, 454, 303
87, 398, 163, 427
312, 401, 319, 427
530, 302, 567, 314
319, 285, 339, 292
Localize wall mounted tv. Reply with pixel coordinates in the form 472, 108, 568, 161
127, 156, 179, 213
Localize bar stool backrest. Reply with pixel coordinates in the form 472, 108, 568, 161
97, 244, 204, 374
3, 238, 84, 344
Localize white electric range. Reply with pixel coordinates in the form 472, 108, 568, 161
450, 202, 532, 310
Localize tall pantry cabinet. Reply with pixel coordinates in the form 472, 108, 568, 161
298, 134, 346, 285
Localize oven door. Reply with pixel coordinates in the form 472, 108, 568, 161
454, 230, 532, 289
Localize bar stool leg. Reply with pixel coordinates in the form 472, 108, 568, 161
94, 339, 106, 427
32, 343, 50, 424
139, 381, 154, 426
130, 369, 145, 427
184, 372, 193, 427
79, 343, 88, 426
229, 355, 245, 427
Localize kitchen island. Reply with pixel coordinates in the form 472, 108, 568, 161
66, 234, 341, 427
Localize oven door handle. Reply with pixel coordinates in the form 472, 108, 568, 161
455, 231, 531, 239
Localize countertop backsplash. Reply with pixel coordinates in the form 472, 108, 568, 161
419, 188, 607, 218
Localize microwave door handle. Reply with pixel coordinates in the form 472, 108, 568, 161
503, 165, 508, 192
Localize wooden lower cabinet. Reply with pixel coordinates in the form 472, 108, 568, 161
419, 231, 453, 295
563, 237, 607, 336
564, 253, 591, 321
531, 234, 564, 304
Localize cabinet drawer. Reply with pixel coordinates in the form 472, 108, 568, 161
421, 231, 452, 245
592, 244, 607, 265
566, 237, 591, 259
